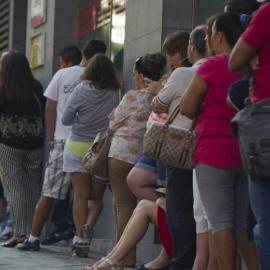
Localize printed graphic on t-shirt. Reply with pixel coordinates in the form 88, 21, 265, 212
63, 78, 81, 94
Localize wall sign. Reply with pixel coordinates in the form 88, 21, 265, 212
30, 32, 46, 69
31, 0, 46, 28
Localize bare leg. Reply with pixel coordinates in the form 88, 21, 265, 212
31, 196, 54, 237
192, 232, 209, 270
127, 168, 159, 202
214, 228, 237, 270
97, 200, 158, 266
87, 177, 106, 226
144, 247, 170, 269
71, 172, 91, 236
207, 231, 219, 270
236, 228, 259, 270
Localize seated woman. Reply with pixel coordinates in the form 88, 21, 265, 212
108, 52, 166, 267
82, 197, 172, 270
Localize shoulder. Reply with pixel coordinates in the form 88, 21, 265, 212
171, 66, 195, 79
199, 55, 228, 72
256, 3, 270, 18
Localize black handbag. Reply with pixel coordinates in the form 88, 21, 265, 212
231, 98, 270, 179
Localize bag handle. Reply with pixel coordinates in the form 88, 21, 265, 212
157, 105, 197, 148
33, 92, 43, 118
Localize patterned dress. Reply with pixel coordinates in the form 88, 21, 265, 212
108, 88, 153, 165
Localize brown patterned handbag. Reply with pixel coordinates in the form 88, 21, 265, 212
143, 105, 196, 169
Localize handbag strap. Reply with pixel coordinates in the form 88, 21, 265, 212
33, 92, 43, 118
157, 105, 197, 147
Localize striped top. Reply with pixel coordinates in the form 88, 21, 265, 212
146, 112, 168, 128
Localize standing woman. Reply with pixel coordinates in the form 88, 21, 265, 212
108, 52, 166, 267
0, 51, 45, 247
61, 54, 119, 257
180, 12, 259, 270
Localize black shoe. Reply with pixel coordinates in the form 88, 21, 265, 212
0, 232, 13, 241
1, 236, 25, 248
17, 239, 40, 251
41, 233, 57, 245
55, 228, 75, 242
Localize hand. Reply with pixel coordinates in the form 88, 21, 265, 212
144, 78, 163, 96
151, 97, 168, 114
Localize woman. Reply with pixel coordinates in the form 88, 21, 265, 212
229, 2, 270, 268
180, 12, 259, 270
0, 51, 45, 248
127, 30, 191, 204
82, 198, 172, 270
108, 52, 166, 267
61, 54, 119, 257
127, 30, 193, 270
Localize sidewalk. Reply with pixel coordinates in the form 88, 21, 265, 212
0, 241, 133, 270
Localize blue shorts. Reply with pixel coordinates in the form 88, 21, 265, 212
134, 155, 166, 187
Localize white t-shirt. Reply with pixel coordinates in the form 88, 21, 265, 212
44, 65, 85, 140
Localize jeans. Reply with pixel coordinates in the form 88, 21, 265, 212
166, 166, 196, 270
249, 177, 270, 270
1, 205, 12, 228
50, 186, 75, 233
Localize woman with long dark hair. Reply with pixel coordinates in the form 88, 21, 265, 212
0, 51, 45, 248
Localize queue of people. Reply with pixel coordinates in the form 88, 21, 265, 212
0, 0, 269, 270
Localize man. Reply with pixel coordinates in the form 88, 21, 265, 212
149, 26, 206, 270
17, 39, 107, 251
58, 45, 82, 69
42, 45, 82, 246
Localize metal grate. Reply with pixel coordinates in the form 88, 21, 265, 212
78, 0, 125, 37
0, 0, 9, 54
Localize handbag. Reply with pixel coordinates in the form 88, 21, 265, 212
143, 105, 196, 169
231, 98, 270, 180
82, 128, 112, 184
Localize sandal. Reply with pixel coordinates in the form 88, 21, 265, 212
74, 225, 94, 257
89, 258, 124, 270
98, 258, 123, 270
82, 257, 106, 270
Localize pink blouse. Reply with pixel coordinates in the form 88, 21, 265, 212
194, 54, 244, 170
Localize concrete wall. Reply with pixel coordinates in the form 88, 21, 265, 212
10, 0, 27, 53
25, 0, 79, 89
123, 0, 224, 92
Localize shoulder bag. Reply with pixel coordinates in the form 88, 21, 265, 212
143, 105, 196, 170
82, 128, 112, 184
231, 98, 270, 180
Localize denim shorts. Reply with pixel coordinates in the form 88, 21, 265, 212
134, 155, 166, 187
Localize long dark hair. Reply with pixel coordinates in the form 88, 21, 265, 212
0, 51, 35, 101
82, 53, 120, 91
214, 12, 246, 48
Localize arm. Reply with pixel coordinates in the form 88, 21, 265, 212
179, 74, 208, 119
151, 97, 168, 114
46, 98, 57, 141
109, 91, 135, 132
153, 68, 186, 114
61, 89, 78, 126
229, 38, 257, 75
